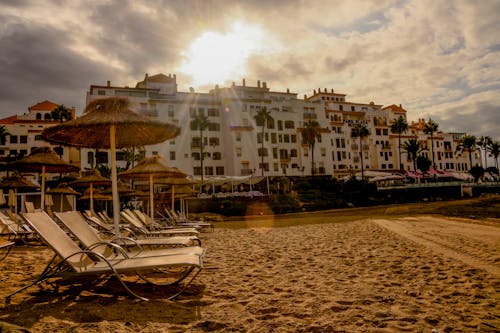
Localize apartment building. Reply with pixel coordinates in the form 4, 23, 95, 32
0, 100, 80, 167
82, 73, 480, 177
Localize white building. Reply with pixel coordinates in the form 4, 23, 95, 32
81, 74, 481, 177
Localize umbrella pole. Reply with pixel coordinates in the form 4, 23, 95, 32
149, 174, 154, 222
90, 183, 94, 213
41, 165, 46, 210
110, 126, 120, 237
171, 185, 175, 210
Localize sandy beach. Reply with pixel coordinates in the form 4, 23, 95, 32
0, 200, 499, 332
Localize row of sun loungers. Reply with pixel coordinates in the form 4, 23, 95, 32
2, 208, 209, 303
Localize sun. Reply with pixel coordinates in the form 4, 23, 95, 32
178, 22, 268, 87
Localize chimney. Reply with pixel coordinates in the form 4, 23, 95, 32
331, 88, 334, 93
144, 73, 149, 80
173, 74, 176, 79
257, 80, 261, 88
304, 94, 307, 99
324, 88, 327, 93
287, 88, 290, 93
106, 80, 111, 87
232, 82, 235, 86
399, 104, 402, 108
313, 89, 316, 94
242, 78, 246, 86
263, 81, 267, 89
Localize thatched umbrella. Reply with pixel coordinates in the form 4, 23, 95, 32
47, 183, 80, 212
0, 175, 39, 215
10, 147, 80, 210
119, 155, 186, 221
70, 169, 110, 213
41, 97, 180, 236
155, 177, 195, 210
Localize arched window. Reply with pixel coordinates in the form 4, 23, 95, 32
36, 113, 42, 120
44, 113, 52, 120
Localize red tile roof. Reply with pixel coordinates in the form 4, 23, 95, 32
28, 100, 59, 111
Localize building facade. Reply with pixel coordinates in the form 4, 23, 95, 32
82, 74, 480, 177
0, 100, 80, 167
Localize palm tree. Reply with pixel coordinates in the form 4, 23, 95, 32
477, 136, 492, 169
253, 107, 273, 176
301, 120, 321, 177
423, 118, 439, 170
351, 123, 370, 180
51, 105, 73, 158
51, 104, 73, 123
190, 114, 210, 185
123, 146, 144, 169
390, 116, 408, 170
487, 140, 499, 170
401, 138, 426, 171
457, 134, 477, 170
0, 125, 10, 146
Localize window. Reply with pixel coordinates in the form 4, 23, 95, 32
198, 108, 205, 116
205, 166, 214, 176
257, 133, 263, 144
284, 134, 290, 143
20, 136, 28, 144
208, 108, 219, 117
87, 152, 94, 166
339, 105, 343, 111
321, 148, 326, 157
236, 148, 242, 157
10, 136, 18, 144
193, 167, 201, 176
208, 123, 220, 131
96, 152, 108, 164
116, 151, 126, 161
36, 113, 42, 120
20, 149, 27, 157
291, 134, 297, 143
213, 152, 222, 160
277, 120, 283, 131
209, 137, 219, 146
271, 133, 277, 144
170, 151, 176, 160
258, 148, 268, 157
290, 149, 298, 157
0, 150, 4, 155
192, 152, 200, 160
44, 114, 51, 120
351, 106, 355, 111
284, 121, 294, 129
216, 166, 224, 175
383, 129, 388, 135
273, 148, 278, 159
98, 90, 106, 95
34, 135, 42, 141
236, 132, 241, 142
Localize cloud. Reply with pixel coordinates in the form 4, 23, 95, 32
0, 0, 497, 142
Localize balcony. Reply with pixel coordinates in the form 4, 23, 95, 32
241, 168, 253, 176
351, 144, 359, 150
381, 144, 392, 150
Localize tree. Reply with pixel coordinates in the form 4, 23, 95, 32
301, 120, 321, 177
0, 125, 10, 146
351, 123, 370, 180
51, 105, 73, 158
423, 118, 439, 170
457, 134, 477, 170
123, 146, 145, 169
190, 113, 210, 185
477, 136, 492, 169
487, 140, 499, 170
253, 107, 273, 176
390, 116, 409, 170
51, 104, 73, 123
401, 138, 426, 171
468, 166, 484, 183
416, 155, 432, 173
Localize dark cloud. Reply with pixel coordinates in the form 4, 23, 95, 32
0, 17, 118, 115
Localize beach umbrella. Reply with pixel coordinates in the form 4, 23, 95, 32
0, 175, 39, 215
70, 169, 111, 213
41, 97, 180, 236
47, 183, 80, 212
120, 155, 186, 221
10, 147, 80, 210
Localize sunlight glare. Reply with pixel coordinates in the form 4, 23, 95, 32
179, 22, 268, 87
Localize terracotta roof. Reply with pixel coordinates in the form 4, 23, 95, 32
0, 115, 18, 124
383, 104, 407, 113
28, 100, 59, 111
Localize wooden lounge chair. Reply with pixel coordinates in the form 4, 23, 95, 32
6, 211, 205, 303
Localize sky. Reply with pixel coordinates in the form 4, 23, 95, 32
0, 0, 499, 140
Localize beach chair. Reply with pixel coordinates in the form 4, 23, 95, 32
55, 211, 205, 258
82, 212, 201, 247
6, 211, 205, 303
164, 208, 214, 232
0, 211, 35, 244
120, 210, 199, 237
0, 240, 15, 260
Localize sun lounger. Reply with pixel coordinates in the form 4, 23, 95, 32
55, 211, 205, 258
164, 209, 214, 232
0, 211, 35, 244
0, 240, 14, 260
120, 210, 199, 237
6, 211, 205, 302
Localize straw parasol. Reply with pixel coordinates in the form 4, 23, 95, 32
47, 183, 80, 212
70, 169, 110, 213
119, 155, 187, 220
41, 97, 180, 236
10, 147, 80, 210
0, 174, 40, 215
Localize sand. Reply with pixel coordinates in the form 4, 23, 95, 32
0, 203, 499, 332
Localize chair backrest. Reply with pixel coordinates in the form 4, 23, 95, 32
120, 210, 148, 233
24, 201, 37, 213
22, 211, 92, 268
55, 211, 102, 249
